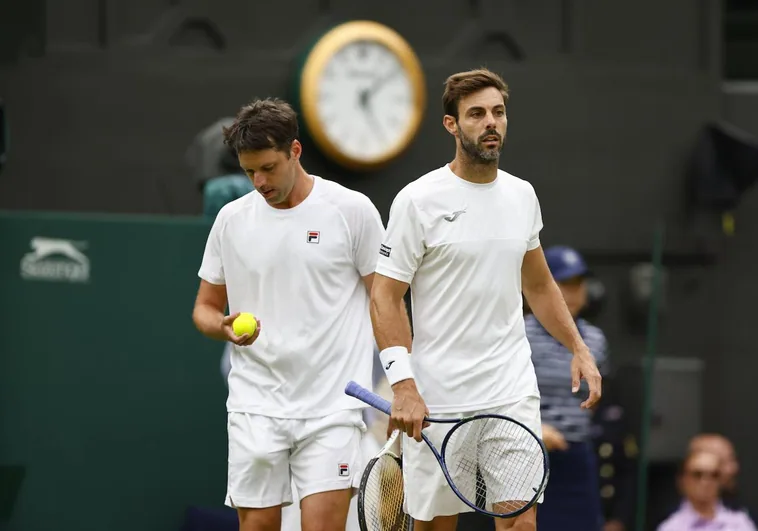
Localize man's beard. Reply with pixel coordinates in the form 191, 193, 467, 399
459, 127, 504, 164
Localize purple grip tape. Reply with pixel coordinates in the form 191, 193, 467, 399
344, 381, 392, 415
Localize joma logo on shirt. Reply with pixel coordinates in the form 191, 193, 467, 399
444, 209, 466, 222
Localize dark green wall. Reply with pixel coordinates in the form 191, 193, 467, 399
0, 211, 228, 531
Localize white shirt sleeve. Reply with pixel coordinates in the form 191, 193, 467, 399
527, 184, 544, 251
351, 195, 387, 277
198, 214, 226, 285
375, 189, 425, 284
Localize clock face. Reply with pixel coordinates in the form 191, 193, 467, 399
315, 40, 416, 163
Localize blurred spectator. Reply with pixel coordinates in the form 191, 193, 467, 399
688, 433, 750, 516
202, 166, 253, 219
185, 116, 254, 217
527, 245, 608, 531
657, 450, 757, 530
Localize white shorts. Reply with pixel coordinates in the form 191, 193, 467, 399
402, 396, 543, 521
226, 409, 366, 509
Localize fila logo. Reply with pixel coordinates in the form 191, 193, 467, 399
307, 231, 320, 244
338, 463, 350, 477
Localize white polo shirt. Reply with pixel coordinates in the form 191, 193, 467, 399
198, 176, 385, 418
376, 164, 542, 413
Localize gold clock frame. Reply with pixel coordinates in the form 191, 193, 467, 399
298, 20, 426, 171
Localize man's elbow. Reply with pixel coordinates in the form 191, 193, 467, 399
369, 276, 402, 314
522, 278, 554, 304
192, 301, 218, 334
191, 303, 203, 331
369, 283, 387, 317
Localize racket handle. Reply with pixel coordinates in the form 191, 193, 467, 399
344, 381, 392, 415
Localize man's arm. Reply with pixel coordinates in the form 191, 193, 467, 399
192, 280, 259, 346
522, 246, 585, 354
193, 280, 230, 341
522, 246, 602, 407
370, 274, 412, 352
370, 188, 428, 440
370, 273, 427, 440
194, 210, 259, 346
362, 273, 375, 294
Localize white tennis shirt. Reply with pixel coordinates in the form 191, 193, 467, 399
198, 176, 385, 418
376, 164, 542, 413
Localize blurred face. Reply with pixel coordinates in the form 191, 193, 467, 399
681, 452, 722, 506
444, 87, 507, 163
238, 141, 301, 208
558, 276, 588, 318
690, 436, 739, 490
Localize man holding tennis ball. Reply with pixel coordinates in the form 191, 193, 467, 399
232, 312, 257, 338
370, 69, 603, 531
192, 98, 385, 531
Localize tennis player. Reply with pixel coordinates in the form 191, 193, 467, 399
192, 97, 385, 531
370, 68, 603, 531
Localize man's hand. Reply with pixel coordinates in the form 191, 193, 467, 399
542, 423, 569, 452
390, 379, 429, 442
221, 312, 261, 347
571, 347, 602, 408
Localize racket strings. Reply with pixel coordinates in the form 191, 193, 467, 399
444, 417, 545, 514
361, 454, 410, 531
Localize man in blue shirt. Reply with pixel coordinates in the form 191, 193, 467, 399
526, 245, 608, 531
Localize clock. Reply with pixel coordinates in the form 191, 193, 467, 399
296, 21, 426, 171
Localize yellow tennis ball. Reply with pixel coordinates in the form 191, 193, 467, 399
232, 312, 257, 336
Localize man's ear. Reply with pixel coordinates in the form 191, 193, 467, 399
290, 139, 302, 160
443, 115, 458, 136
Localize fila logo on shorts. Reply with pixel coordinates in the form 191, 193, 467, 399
307, 231, 320, 244
338, 463, 350, 477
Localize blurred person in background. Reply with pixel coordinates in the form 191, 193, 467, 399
526, 245, 608, 531
187, 116, 254, 218
688, 433, 751, 517
657, 450, 757, 530
202, 145, 255, 219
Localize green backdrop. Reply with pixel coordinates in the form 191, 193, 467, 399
0, 211, 229, 531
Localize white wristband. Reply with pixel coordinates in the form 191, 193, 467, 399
379, 346, 414, 386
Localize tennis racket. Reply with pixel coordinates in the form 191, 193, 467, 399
346, 381, 549, 519
357, 429, 412, 531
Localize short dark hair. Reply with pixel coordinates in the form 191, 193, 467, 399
223, 98, 299, 155
442, 68, 510, 120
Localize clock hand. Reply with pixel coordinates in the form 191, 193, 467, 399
362, 101, 387, 145
365, 65, 400, 99
358, 88, 370, 110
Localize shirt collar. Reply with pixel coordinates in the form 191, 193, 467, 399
680, 501, 731, 525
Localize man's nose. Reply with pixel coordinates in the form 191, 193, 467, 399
484, 112, 497, 130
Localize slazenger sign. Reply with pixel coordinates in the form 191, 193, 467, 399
20, 237, 90, 283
